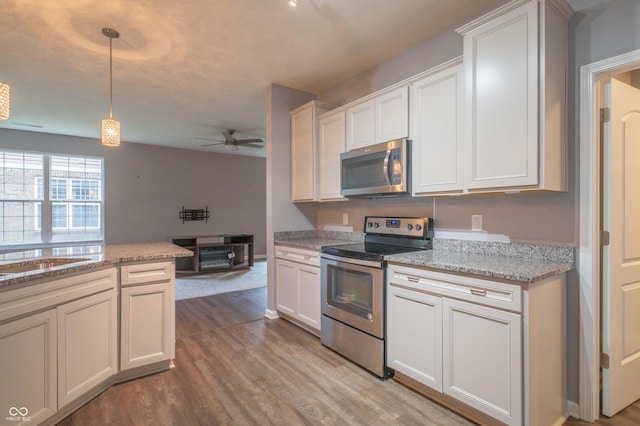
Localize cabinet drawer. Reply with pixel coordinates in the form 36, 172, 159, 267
388, 264, 522, 313
120, 261, 174, 287
275, 245, 320, 267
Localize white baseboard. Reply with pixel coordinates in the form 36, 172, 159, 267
264, 309, 279, 320
567, 400, 580, 420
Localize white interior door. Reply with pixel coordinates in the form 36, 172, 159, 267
602, 77, 640, 416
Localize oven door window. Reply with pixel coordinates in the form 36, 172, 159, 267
326, 264, 373, 319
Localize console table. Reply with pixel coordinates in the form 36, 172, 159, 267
171, 234, 254, 274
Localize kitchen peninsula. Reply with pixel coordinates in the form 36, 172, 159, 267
0, 242, 192, 426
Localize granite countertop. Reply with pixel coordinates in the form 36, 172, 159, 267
0, 242, 193, 289
274, 230, 574, 284
386, 250, 573, 284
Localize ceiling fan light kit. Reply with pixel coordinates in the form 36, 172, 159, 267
101, 27, 121, 147
0, 81, 9, 120
289, 0, 297, 6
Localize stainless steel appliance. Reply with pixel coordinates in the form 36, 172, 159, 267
340, 139, 410, 198
320, 216, 432, 378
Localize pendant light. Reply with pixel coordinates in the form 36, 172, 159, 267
0, 81, 9, 120
101, 28, 120, 147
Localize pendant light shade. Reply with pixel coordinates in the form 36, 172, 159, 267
101, 28, 120, 147
0, 81, 9, 120
101, 118, 120, 146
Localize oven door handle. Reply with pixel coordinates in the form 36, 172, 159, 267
320, 253, 383, 269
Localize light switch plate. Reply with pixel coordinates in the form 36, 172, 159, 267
342, 213, 349, 225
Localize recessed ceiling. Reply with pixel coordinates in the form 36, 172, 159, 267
0, 0, 506, 157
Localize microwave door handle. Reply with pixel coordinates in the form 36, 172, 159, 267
382, 150, 392, 185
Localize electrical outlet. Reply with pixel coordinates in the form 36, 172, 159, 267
471, 215, 483, 231
342, 213, 349, 225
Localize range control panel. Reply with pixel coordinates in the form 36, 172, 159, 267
364, 216, 432, 238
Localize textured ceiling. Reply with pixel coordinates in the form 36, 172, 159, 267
0, 0, 512, 157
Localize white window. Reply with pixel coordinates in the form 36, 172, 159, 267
0, 150, 104, 247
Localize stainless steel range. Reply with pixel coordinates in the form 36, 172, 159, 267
320, 216, 433, 378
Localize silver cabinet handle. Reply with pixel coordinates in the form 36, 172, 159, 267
407, 276, 419, 283
470, 288, 487, 296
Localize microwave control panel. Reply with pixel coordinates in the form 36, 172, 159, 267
364, 216, 432, 238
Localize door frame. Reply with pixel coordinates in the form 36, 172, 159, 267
579, 48, 640, 422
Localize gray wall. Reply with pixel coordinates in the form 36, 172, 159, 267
0, 128, 267, 255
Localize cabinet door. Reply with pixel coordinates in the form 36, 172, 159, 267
346, 99, 375, 150
297, 263, 321, 330
58, 288, 117, 408
387, 285, 442, 392
443, 298, 522, 425
0, 309, 57, 424
463, 0, 538, 190
318, 111, 346, 201
121, 281, 175, 370
291, 104, 316, 201
275, 258, 298, 317
376, 86, 409, 144
411, 63, 464, 195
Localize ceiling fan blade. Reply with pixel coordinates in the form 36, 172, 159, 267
200, 142, 226, 147
242, 143, 264, 149
236, 138, 264, 144
194, 137, 225, 142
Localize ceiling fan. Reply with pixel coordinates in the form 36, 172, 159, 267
195, 129, 264, 151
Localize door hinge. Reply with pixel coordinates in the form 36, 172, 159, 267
600, 107, 611, 123
601, 353, 610, 369
601, 230, 610, 246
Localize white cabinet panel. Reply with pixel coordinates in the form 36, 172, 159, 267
58, 288, 117, 408
120, 262, 175, 370
275, 258, 298, 317
290, 100, 335, 202
346, 86, 409, 151
375, 86, 409, 144
275, 246, 321, 333
318, 110, 346, 201
459, 0, 569, 192
297, 264, 321, 329
411, 61, 464, 195
0, 309, 57, 425
346, 99, 375, 150
387, 284, 442, 391
443, 298, 522, 425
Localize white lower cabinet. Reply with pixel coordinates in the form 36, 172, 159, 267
0, 309, 57, 424
387, 263, 565, 426
57, 288, 118, 408
120, 261, 176, 370
442, 297, 522, 425
275, 245, 321, 332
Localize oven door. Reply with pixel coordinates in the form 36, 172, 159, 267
321, 254, 384, 339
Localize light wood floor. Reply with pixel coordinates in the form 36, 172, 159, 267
56, 286, 640, 425
57, 288, 471, 425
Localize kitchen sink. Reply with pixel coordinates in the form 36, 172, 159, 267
0, 258, 89, 275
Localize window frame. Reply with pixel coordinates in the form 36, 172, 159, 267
0, 149, 105, 249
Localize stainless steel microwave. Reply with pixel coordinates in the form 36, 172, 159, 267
340, 139, 410, 198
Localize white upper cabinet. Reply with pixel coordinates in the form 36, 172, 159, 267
318, 109, 346, 201
290, 100, 335, 202
346, 86, 409, 150
411, 59, 464, 196
457, 0, 571, 192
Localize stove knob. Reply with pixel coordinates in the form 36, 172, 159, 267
367, 222, 373, 228
407, 224, 414, 231
374, 222, 380, 228
415, 224, 422, 231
